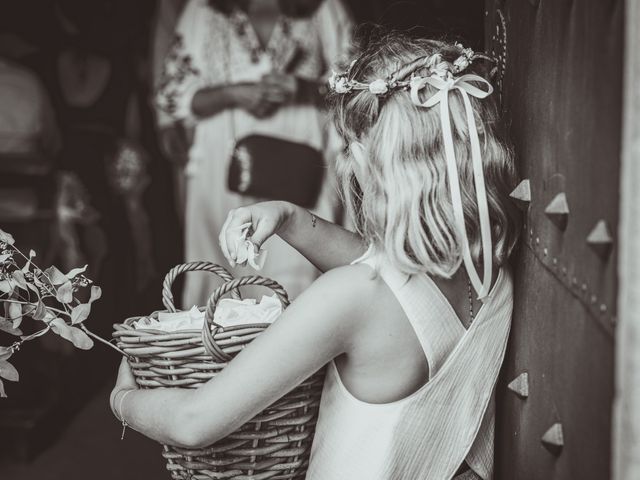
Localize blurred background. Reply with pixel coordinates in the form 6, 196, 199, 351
2, 1, 636, 480
0, 1, 482, 479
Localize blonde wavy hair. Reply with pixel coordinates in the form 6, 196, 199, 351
330, 33, 521, 279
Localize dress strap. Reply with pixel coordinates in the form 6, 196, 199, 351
354, 253, 468, 378
383, 269, 513, 479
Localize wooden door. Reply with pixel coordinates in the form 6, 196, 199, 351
485, 1, 622, 479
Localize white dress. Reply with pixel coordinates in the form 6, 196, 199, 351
307, 254, 514, 480
156, 0, 353, 306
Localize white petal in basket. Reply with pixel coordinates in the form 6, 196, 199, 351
132, 296, 282, 331
213, 295, 282, 328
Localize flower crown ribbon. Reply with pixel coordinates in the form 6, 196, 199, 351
411, 74, 494, 300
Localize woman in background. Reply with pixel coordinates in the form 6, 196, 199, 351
156, 0, 353, 306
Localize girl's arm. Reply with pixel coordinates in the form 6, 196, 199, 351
279, 203, 365, 271
111, 265, 371, 448
220, 201, 366, 273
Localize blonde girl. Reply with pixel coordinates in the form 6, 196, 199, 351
111, 33, 521, 480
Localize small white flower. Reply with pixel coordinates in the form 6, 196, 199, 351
328, 70, 339, 89
329, 71, 352, 93
368, 79, 388, 95
335, 76, 352, 93
453, 55, 471, 73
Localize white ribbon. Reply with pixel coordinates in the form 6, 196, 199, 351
410, 74, 494, 299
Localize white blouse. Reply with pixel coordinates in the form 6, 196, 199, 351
155, 0, 353, 125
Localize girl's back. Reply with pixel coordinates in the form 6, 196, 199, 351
307, 254, 513, 479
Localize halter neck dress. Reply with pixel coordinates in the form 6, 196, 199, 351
306, 254, 513, 480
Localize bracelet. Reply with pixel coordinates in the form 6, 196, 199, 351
115, 389, 135, 440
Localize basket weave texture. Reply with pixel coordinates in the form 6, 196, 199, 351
112, 262, 325, 480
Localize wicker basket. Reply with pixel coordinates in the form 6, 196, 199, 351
112, 262, 325, 480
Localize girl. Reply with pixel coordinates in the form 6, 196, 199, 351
112, 34, 520, 479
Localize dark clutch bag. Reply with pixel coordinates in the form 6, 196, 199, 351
227, 134, 325, 208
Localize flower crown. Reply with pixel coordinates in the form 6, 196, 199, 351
328, 43, 498, 301
328, 43, 493, 96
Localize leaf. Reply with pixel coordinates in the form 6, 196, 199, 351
43, 266, 68, 285
0, 228, 15, 245
0, 359, 19, 382
33, 273, 45, 288
29, 249, 36, 258
65, 265, 87, 280
7, 302, 22, 323
20, 328, 50, 342
0, 319, 22, 336
0, 346, 12, 361
11, 270, 28, 290
89, 286, 102, 303
0, 254, 11, 263
0, 280, 13, 295
32, 300, 47, 321
0, 379, 6, 398
22, 260, 32, 274
55, 281, 73, 304
70, 303, 91, 325
50, 318, 93, 350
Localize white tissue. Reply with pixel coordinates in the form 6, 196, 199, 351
213, 295, 282, 328
229, 222, 267, 270
131, 295, 282, 331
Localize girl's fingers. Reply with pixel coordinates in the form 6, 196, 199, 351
249, 217, 277, 249
115, 357, 138, 391
220, 208, 254, 265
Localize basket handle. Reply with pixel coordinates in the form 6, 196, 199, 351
202, 275, 290, 362
162, 261, 241, 312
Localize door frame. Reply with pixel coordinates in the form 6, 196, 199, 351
613, 1, 640, 479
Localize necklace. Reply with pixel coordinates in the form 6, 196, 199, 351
467, 279, 475, 322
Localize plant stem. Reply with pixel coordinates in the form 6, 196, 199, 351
2, 299, 68, 317
9, 244, 66, 309
80, 324, 129, 358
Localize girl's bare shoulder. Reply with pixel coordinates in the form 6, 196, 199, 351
292, 263, 393, 331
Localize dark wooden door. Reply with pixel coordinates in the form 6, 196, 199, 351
485, 1, 622, 479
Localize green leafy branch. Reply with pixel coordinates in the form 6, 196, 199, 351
0, 228, 121, 397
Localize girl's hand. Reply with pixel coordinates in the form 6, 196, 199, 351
219, 201, 296, 267
115, 356, 137, 391
110, 357, 138, 414
110, 357, 138, 419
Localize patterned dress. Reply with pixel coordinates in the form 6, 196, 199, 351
156, 0, 353, 306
